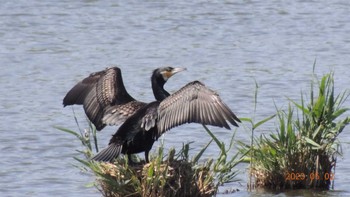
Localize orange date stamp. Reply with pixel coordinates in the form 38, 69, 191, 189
285, 172, 335, 181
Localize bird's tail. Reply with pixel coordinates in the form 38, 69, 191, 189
91, 143, 122, 163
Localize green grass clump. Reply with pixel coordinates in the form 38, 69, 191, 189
57, 121, 243, 197
85, 146, 215, 197
241, 70, 350, 190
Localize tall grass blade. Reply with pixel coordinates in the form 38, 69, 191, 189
202, 125, 222, 148
54, 126, 81, 139
253, 115, 276, 130
193, 139, 213, 164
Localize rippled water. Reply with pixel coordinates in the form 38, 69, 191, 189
1, 1, 350, 196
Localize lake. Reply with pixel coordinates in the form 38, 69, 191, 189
1, 0, 350, 196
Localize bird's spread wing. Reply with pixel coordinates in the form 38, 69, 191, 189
157, 81, 240, 135
63, 67, 137, 130
63, 69, 105, 106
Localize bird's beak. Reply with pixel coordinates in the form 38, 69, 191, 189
171, 67, 187, 76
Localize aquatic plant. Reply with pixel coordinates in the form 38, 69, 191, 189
56, 120, 243, 197
240, 70, 350, 190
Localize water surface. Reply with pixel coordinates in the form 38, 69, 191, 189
1, 1, 350, 196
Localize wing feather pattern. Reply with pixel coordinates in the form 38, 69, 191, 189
63, 67, 140, 130
63, 70, 105, 106
157, 81, 240, 135
102, 101, 147, 127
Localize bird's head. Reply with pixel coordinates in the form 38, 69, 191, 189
151, 66, 187, 101
153, 67, 187, 83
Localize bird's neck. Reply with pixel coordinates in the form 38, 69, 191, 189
152, 77, 170, 101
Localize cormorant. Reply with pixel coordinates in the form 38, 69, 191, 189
63, 66, 241, 163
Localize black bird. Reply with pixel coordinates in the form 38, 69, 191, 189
78, 66, 241, 163
83, 67, 240, 163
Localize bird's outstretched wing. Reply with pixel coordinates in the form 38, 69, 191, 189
63, 69, 105, 106
63, 67, 141, 130
156, 81, 240, 136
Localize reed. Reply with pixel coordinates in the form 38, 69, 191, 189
240, 70, 350, 190
56, 120, 243, 196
